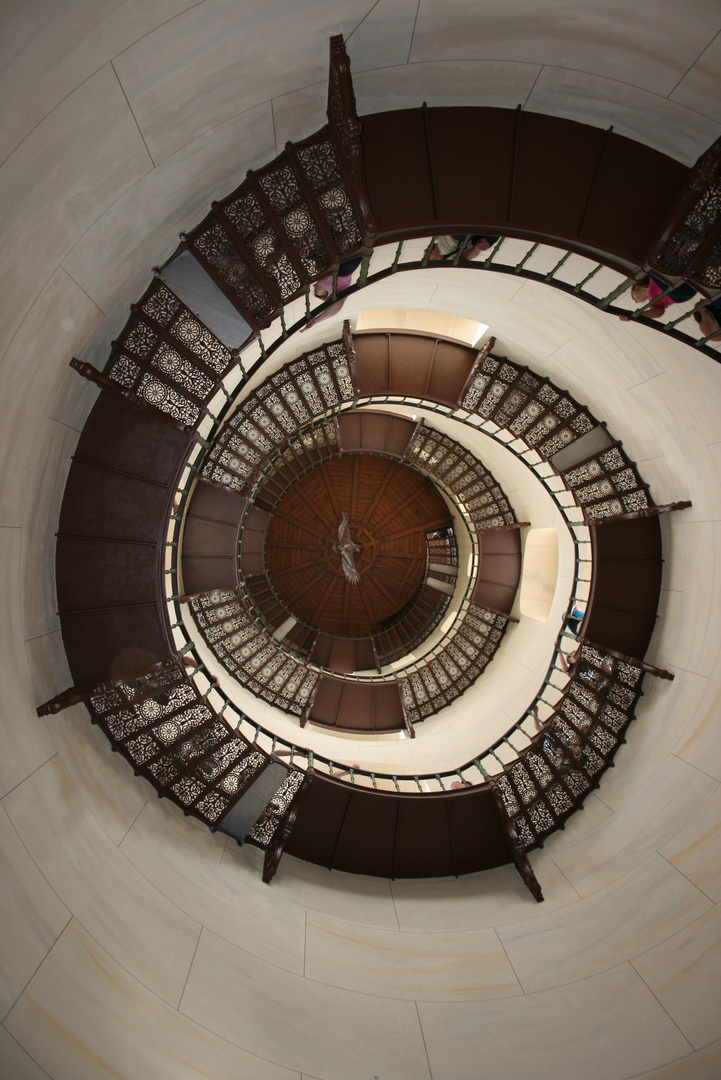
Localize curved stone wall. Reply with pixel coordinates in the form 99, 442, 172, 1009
2, 5, 720, 1078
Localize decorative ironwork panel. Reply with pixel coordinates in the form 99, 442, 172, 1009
256, 163, 331, 275
136, 372, 200, 426
223, 189, 302, 301
562, 443, 651, 521
247, 769, 304, 846
296, 137, 362, 255
189, 218, 276, 319
649, 136, 721, 282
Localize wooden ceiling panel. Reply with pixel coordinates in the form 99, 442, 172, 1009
264, 456, 452, 635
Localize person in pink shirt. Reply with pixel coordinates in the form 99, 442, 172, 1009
619, 275, 696, 320
301, 256, 363, 332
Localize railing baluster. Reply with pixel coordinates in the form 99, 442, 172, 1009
598, 275, 635, 309
514, 242, 540, 273
421, 237, 437, 266
482, 236, 505, 266
573, 262, 603, 293
545, 249, 572, 281
358, 253, 372, 287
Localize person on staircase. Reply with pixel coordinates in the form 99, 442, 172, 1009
618, 274, 696, 321
429, 235, 500, 262
693, 297, 721, 341
301, 256, 363, 331
532, 707, 587, 772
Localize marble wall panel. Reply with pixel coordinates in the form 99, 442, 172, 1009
304, 911, 522, 1000
673, 657, 721, 784
120, 802, 307, 972
345, 0, 421, 72
410, 1, 715, 98
527, 66, 721, 164
633, 903, 721, 1050
634, 1040, 721, 1079
354, 59, 541, 116
0, 65, 151, 365
549, 755, 717, 895
660, 784, 721, 902
671, 31, 721, 124
4, 757, 200, 1006
0, 804, 69, 1022
0, 1024, 51, 1080
640, 339, 721, 450
111, 0, 371, 163
0, 0, 199, 164
0, 270, 102, 529
0, 529, 56, 799
62, 100, 277, 315
5, 918, 299, 1080
180, 927, 432, 1080
418, 963, 692, 1080
270, 82, 328, 152
497, 855, 712, 993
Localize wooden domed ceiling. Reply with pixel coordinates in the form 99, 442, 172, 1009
265, 456, 452, 636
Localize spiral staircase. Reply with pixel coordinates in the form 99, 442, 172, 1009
38, 36, 720, 898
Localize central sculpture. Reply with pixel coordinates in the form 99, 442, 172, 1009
335, 513, 361, 584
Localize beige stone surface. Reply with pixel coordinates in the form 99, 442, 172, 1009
5, 919, 299, 1080
0, 0, 197, 164
633, 903, 721, 1050
549, 755, 718, 895
304, 911, 522, 999
111, 0, 370, 163
4, 757, 200, 1006
410, 0, 713, 97
0, 1024, 51, 1080
180, 927, 432, 1080
630, 1040, 721, 1079
671, 30, 721, 124
0, 65, 150, 364
1, 2, 721, 1077
418, 964, 692, 1080
0, 804, 69, 1021
497, 855, 712, 993
661, 783, 721, 902
0, 529, 56, 799
120, 802, 307, 972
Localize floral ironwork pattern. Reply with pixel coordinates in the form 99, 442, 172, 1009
461, 352, 595, 460
561, 443, 651, 521
407, 426, 516, 529
103, 279, 234, 427
493, 643, 645, 849
202, 337, 355, 492
398, 605, 510, 724
85, 658, 268, 826
190, 589, 319, 716
647, 135, 721, 289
